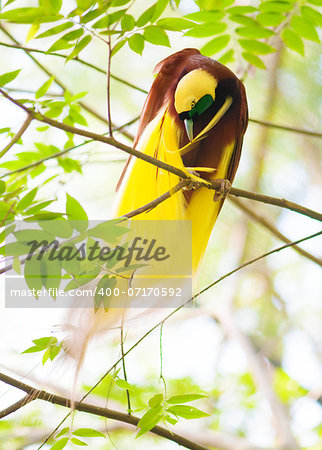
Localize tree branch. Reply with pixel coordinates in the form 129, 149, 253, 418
0, 114, 33, 158
0, 372, 210, 450
229, 197, 322, 267
1, 88, 321, 222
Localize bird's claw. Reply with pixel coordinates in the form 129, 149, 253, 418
212, 179, 231, 202
182, 169, 205, 190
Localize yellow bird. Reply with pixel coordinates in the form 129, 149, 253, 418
115, 48, 248, 274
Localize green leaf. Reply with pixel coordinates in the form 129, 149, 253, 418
256, 12, 284, 26
200, 34, 230, 56
167, 394, 207, 404
59, 28, 84, 42
24, 256, 44, 295
128, 34, 145, 54
227, 6, 257, 14
290, 16, 320, 43
242, 52, 266, 69
137, 405, 163, 437
307, 0, 322, 5
166, 405, 209, 419
80, 8, 102, 24
22, 345, 44, 354
151, 0, 169, 22
66, 35, 92, 62
66, 193, 88, 232
65, 266, 100, 291
93, 10, 125, 28
0, 180, 6, 195
185, 11, 225, 22
25, 211, 64, 221
238, 39, 276, 54
89, 220, 129, 243
50, 437, 69, 450
55, 427, 69, 439
121, 14, 135, 31
46, 39, 73, 53
273, 368, 308, 403
281, 28, 305, 55
94, 276, 117, 310
47, 29, 84, 52
36, 76, 54, 99
143, 25, 170, 46
32, 336, 58, 348
40, 256, 62, 296
148, 393, 164, 407
0, 241, 31, 256
184, 22, 227, 37
36, 23, 73, 39
42, 347, 51, 365
0, 69, 21, 87
229, 14, 259, 27
301, 6, 322, 27
73, 428, 106, 438
49, 345, 61, 360
136, 4, 156, 27
68, 105, 88, 126
236, 26, 274, 39
26, 22, 40, 43
25, 200, 54, 215
259, 1, 293, 13
111, 39, 127, 56
0, 7, 62, 24
157, 18, 196, 31
12, 255, 21, 274
76, 0, 96, 9
39, 218, 73, 238
218, 48, 234, 64
111, 0, 131, 5
71, 438, 88, 446
164, 414, 178, 425
115, 379, 135, 391
40, 0, 62, 14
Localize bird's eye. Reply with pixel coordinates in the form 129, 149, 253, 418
191, 100, 196, 108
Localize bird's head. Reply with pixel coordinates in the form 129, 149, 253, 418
174, 69, 217, 142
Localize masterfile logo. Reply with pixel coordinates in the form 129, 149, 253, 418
3, 219, 192, 309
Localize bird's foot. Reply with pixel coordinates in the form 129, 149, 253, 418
212, 179, 231, 202
181, 168, 212, 191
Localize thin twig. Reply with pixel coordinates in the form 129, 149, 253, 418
120, 317, 131, 415
230, 197, 322, 267
0, 372, 209, 450
0, 114, 33, 158
159, 322, 167, 397
250, 117, 322, 139
36, 230, 322, 448
0, 393, 34, 419
1, 88, 321, 222
106, 35, 113, 137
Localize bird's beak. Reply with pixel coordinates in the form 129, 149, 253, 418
184, 118, 194, 142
